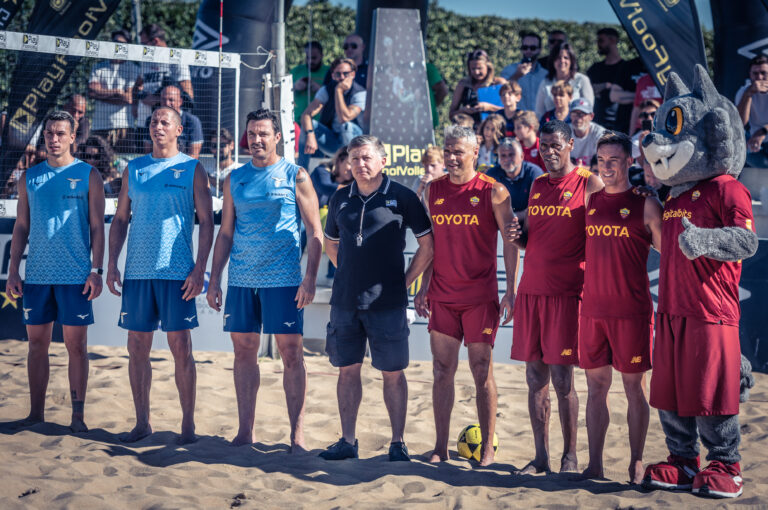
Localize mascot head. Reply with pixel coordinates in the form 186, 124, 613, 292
642, 64, 746, 188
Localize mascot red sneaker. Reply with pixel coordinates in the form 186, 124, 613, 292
641, 64, 758, 499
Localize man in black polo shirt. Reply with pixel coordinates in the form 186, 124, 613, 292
485, 138, 543, 222
321, 134, 434, 461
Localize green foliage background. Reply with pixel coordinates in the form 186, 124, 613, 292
0, 0, 715, 131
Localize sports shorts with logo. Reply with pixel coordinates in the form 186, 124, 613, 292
511, 293, 579, 365
428, 300, 500, 345
578, 315, 653, 372
326, 307, 409, 372
223, 286, 303, 335
119, 279, 198, 332
650, 313, 740, 416
22, 284, 94, 326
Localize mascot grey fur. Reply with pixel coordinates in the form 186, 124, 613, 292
641, 64, 758, 499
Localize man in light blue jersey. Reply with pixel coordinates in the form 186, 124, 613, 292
6, 110, 105, 433
107, 106, 213, 444
207, 109, 323, 451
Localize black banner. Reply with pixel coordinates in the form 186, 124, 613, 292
608, 0, 707, 90
711, 0, 768, 105
0, 0, 120, 180
0, 0, 22, 30
367, 8, 434, 191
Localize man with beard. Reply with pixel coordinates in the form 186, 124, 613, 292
291, 41, 330, 124
206, 128, 241, 195
570, 98, 606, 167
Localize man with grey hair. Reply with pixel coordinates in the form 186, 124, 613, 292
486, 137, 543, 222
321, 134, 434, 461
415, 125, 521, 466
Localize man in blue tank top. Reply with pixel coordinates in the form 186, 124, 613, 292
6, 110, 105, 433
206, 109, 323, 451
107, 106, 214, 444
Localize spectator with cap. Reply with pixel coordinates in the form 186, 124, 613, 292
485, 137, 543, 221
88, 29, 139, 153
449, 49, 507, 127
206, 127, 241, 194
569, 97, 606, 167
291, 41, 330, 125
501, 31, 548, 112
299, 57, 366, 168
540, 79, 573, 125
499, 81, 522, 137
513, 110, 546, 170
535, 42, 594, 119
143, 83, 203, 159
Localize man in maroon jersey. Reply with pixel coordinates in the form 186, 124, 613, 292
415, 124, 520, 466
511, 119, 603, 474
580, 131, 663, 484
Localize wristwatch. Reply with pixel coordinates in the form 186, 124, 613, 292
91, 268, 104, 275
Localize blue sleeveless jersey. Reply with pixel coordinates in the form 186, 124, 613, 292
228, 158, 302, 287
25, 159, 92, 284
125, 153, 198, 280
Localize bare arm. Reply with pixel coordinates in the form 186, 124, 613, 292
644, 195, 663, 251
433, 80, 449, 106
325, 239, 339, 267
83, 167, 105, 300
301, 98, 325, 154
629, 103, 640, 135
88, 80, 132, 105
187, 142, 202, 160
106, 168, 132, 296
181, 163, 214, 301
5, 173, 29, 299
295, 167, 323, 308
179, 79, 194, 100
334, 85, 362, 123
491, 183, 520, 324
609, 83, 635, 104
206, 175, 234, 311
405, 233, 433, 288
448, 80, 467, 118
737, 88, 753, 126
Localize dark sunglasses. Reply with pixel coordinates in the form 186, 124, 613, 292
332, 70, 353, 79
343, 42, 358, 50
82, 152, 99, 160
520, 45, 539, 51
549, 39, 565, 45
639, 112, 656, 119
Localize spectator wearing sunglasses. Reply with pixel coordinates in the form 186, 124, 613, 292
299, 57, 366, 168
500, 31, 548, 112
342, 33, 368, 87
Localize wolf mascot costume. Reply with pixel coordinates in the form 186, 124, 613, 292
641, 64, 759, 498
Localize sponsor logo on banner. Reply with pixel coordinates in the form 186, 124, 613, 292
194, 51, 208, 65
169, 48, 181, 63
662, 0, 680, 7
382, 143, 428, 178
220, 53, 232, 66
22, 33, 39, 51
0, 32, 6, 49
141, 46, 155, 61
54, 37, 70, 54
50, 0, 70, 12
85, 40, 100, 56
114, 42, 128, 58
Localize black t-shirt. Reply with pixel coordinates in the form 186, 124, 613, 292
324, 175, 432, 310
587, 58, 644, 133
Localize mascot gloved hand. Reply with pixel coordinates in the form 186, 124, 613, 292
640, 64, 758, 499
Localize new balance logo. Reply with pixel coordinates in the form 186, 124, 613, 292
630, 356, 642, 364
184, 315, 196, 322
560, 349, 573, 356
272, 176, 286, 186
120, 312, 128, 323
23, 308, 32, 320
532, 193, 540, 200
67, 178, 82, 190
77, 314, 89, 320
434, 198, 444, 205
171, 168, 186, 179
482, 328, 493, 335
284, 321, 295, 327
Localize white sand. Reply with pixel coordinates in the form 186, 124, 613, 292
0, 338, 766, 509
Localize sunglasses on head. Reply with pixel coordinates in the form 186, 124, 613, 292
520, 45, 539, 51
343, 42, 358, 50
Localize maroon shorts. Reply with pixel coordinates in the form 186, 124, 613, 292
511, 293, 579, 365
650, 313, 740, 417
428, 300, 500, 345
578, 315, 653, 373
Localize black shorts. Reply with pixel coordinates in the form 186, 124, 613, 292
325, 306, 409, 372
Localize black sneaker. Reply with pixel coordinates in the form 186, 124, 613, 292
388, 441, 411, 462
319, 438, 358, 460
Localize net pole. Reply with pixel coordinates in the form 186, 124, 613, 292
215, 0, 224, 198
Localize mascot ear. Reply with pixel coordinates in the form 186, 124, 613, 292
691, 64, 719, 104
702, 107, 733, 163
664, 72, 690, 101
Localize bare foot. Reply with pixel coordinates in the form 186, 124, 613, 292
231, 432, 254, 446
478, 447, 495, 467
69, 416, 88, 433
20, 414, 44, 426
514, 460, 551, 475
560, 453, 578, 473
628, 460, 644, 484
177, 432, 197, 445
429, 449, 449, 463
120, 424, 152, 443
290, 441, 308, 454
578, 466, 605, 480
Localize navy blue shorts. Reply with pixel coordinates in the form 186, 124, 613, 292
325, 307, 409, 372
119, 279, 198, 332
223, 286, 303, 335
22, 283, 94, 326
